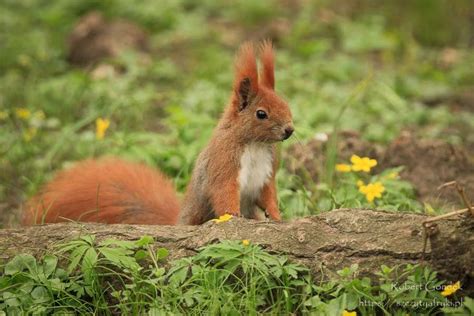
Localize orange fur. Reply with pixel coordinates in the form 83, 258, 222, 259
233, 42, 259, 95
23, 159, 180, 225
259, 40, 275, 89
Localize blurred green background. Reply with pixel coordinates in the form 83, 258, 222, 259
1, 0, 473, 227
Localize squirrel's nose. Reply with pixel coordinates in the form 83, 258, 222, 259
283, 127, 294, 140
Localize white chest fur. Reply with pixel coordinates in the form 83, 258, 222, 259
238, 143, 273, 201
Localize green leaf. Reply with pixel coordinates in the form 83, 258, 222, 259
380, 283, 393, 293
80, 235, 95, 245
99, 247, 139, 271
100, 239, 137, 250
54, 268, 68, 279
4, 254, 37, 276
43, 255, 58, 277
67, 245, 89, 274
135, 249, 148, 261
153, 267, 165, 278
381, 264, 393, 275
49, 278, 65, 292
4, 259, 21, 275
156, 248, 169, 260
82, 247, 98, 271
31, 286, 50, 303
135, 235, 154, 247
3, 292, 20, 307
18, 282, 34, 295
168, 266, 188, 286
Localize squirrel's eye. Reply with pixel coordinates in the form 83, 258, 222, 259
256, 110, 268, 120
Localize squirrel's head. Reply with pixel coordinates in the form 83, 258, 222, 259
228, 40, 294, 143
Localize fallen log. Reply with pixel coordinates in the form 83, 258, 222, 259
0, 209, 472, 295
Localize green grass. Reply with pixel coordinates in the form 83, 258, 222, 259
1, 236, 471, 315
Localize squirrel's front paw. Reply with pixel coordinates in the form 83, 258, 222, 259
225, 210, 242, 217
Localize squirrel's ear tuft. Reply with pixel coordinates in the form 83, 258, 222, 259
259, 40, 275, 90
234, 42, 258, 111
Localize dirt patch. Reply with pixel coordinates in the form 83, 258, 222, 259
285, 132, 474, 208
380, 133, 474, 207
67, 11, 149, 67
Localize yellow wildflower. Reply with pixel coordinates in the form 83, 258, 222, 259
356, 180, 364, 187
359, 181, 385, 202
441, 281, 461, 297
95, 118, 110, 140
0, 111, 8, 120
424, 202, 435, 215
350, 155, 377, 172
23, 127, 37, 142
343, 311, 357, 316
336, 164, 352, 173
15, 108, 31, 120
211, 214, 233, 223
242, 239, 250, 246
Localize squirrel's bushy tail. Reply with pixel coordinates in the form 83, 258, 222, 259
22, 159, 180, 225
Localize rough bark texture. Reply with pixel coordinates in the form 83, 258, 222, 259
1, 209, 473, 295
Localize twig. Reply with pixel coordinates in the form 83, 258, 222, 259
422, 208, 470, 225
437, 181, 473, 216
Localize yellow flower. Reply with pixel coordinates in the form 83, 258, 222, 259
336, 164, 352, 173
15, 108, 31, 120
343, 311, 357, 316
23, 127, 37, 142
441, 281, 461, 297
356, 180, 364, 187
211, 214, 233, 223
242, 239, 250, 246
95, 118, 110, 140
0, 111, 8, 120
424, 202, 435, 215
359, 181, 385, 202
350, 155, 377, 173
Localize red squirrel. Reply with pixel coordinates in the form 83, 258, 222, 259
22, 41, 293, 226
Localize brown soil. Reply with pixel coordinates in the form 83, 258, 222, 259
67, 11, 149, 67
285, 131, 474, 208
380, 133, 474, 208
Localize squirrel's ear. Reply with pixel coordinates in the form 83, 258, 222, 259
237, 77, 252, 111
259, 40, 274, 90
233, 42, 258, 111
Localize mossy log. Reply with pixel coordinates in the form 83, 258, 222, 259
1, 209, 472, 295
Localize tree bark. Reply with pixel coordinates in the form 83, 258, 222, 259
1, 209, 472, 295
